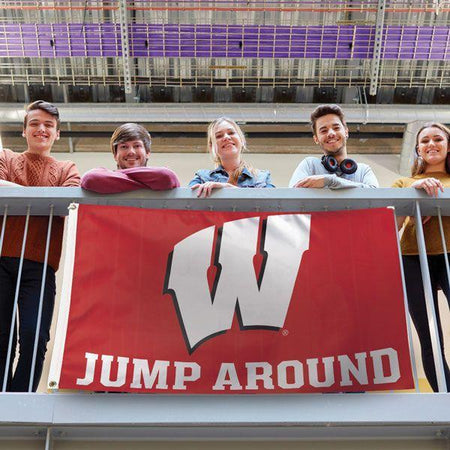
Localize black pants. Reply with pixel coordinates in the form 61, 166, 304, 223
403, 254, 450, 392
0, 257, 55, 392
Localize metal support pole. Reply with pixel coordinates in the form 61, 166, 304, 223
23, 85, 30, 104
118, 0, 133, 96
392, 208, 419, 391
28, 205, 54, 392
0, 205, 8, 257
361, 86, 369, 125
414, 201, 447, 392
436, 207, 450, 376
62, 86, 74, 153
44, 427, 53, 450
399, 121, 422, 176
434, 0, 442, 15
369, 0, 386, 96
2, 206, 31, 392
437, 207, 450, 291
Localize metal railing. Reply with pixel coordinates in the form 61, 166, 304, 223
0, 187, 449, 445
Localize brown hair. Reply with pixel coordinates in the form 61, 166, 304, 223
412, 122, 450, 176
23, 100, 60, 130
207, 117, 256, 185
110, 123, 151, 155
310, 104, 347, 136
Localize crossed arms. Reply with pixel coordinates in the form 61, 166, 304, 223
81, 167, 180, 193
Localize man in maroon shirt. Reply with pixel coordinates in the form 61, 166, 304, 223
81, 123, 180, 193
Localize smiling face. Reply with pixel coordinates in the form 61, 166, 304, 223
313, 113, 349, 158
22, 109, 60, 156
416, 126, 449, 171
114, 139, 149, 169
210, 120, 244, 165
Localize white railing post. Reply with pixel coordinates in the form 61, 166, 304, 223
28, 205, 54, 392
414, 201, 447, 392
2, 205, 31, 392
392, 207, 419, 392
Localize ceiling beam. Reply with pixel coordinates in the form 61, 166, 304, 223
369, 0, 386, 96
0, 103, 448, 125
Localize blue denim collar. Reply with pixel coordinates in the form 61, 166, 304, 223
211, 165, 252, 179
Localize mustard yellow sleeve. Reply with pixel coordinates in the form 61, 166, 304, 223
391, 178, 405, 188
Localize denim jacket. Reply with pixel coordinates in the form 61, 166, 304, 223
189, 166, 275, 188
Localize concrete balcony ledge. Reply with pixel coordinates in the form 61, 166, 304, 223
0, 393, 449, 440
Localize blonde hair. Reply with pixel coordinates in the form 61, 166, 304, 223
412, 122, 450, 176
207, 117, 256, 185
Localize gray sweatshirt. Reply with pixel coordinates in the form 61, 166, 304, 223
288, 157, 379, 189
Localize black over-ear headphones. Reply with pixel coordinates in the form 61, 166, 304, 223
321, 155, 358, 175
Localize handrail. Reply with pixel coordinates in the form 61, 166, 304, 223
0, 187, 449, 216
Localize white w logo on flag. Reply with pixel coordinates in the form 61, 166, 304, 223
164, 214, 311, 353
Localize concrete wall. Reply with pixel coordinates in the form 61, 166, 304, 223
62, 151, 403, 187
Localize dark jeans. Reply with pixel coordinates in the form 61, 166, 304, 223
0, 257, 55, 392
403, 254, 450, 392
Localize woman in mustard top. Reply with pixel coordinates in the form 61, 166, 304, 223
393, 122, 450, 392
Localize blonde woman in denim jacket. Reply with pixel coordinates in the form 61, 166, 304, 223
190, 117, 275, 198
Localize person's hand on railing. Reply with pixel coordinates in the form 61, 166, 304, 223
411, 177, 444, 197
191, 181, 237, 198
293, 175, 326, 189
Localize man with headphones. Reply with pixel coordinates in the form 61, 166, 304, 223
289, 104, 379, 189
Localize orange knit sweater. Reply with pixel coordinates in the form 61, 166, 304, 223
0, 149, 80, 271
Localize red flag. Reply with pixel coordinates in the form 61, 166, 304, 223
49, 205, 413, 393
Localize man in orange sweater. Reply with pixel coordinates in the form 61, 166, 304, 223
0, 100, 80, 391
